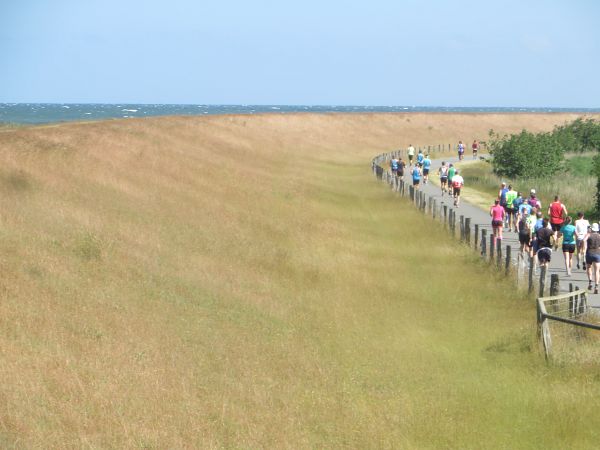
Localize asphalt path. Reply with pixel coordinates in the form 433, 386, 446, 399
399, 154, 600, 308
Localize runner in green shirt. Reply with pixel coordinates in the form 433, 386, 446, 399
447, 164, 456, 189
505, 185, 518, 231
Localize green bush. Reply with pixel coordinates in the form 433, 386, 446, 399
489, 118, 600, 213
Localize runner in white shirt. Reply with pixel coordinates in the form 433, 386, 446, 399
575, 211, 590, 270
451, 170, 464, 207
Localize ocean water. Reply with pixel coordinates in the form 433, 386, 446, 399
1, 103, 599, 125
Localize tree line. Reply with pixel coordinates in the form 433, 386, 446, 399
487, 117, 600, 211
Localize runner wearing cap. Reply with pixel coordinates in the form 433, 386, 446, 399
575, 212, 590, 270
512, 192, 524, 232
451, 169, 464, 207
584, 223, 600, 293
528, 189, 541, 210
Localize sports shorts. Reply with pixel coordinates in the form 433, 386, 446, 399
453, 187, 461, 196
537, 247, 552, 263
551, 222, 563, 232
518, 233, 530, 245
423, 169, 429, 176
586, 253, 600, 264
562, 244, 576, 253
492, 220, 503, 228
440, 176, 448, 183
413, 179, 420, 186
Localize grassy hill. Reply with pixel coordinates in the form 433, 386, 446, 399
0, 113, 598, 448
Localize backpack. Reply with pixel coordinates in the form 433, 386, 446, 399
528, 197, 538, 207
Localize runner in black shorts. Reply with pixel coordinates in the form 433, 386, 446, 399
438, 162, 449, 196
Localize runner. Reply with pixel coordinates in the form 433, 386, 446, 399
505, 184, 518, 231
397, 157, 406, 179
457, 140, 465, 160
548, 195, 567, 249
518, 197, 533, 227
451, 169, 464, 207
559, 216, 576, 276
512, 191, 524, 232
490, 199, 506, 244
390, 156, 399, 178
407, 144, 415, 166
528, 189, 541, 209
411, 164, 422, 189
438, 162, 449, 196
536, 218, 554, 269
575, 212, 590, 270
447, 163, 456, 192
472, 139, 479, 159
517, 208, 532, 256
422, 154, 431, 184
527, 208, 539, 268
416, 150, 424, 168
498, 182, 508, 224
584, 223, 600, 293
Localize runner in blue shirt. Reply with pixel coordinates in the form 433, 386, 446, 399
411, 165, 422, 189
422, 155, 431, 184
416, 150, 424, 167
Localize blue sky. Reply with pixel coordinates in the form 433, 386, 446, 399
1, 0, 599, 106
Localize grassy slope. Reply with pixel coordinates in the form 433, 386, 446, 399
0, 113, 599, 447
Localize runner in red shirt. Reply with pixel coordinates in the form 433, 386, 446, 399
548, 195, 567, 249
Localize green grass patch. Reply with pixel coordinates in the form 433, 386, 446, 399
461, 158, 597, 218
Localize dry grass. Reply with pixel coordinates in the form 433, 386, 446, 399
0, 113, 599, 448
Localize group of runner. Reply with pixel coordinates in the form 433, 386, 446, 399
389, 143, 600, 293
391, 145, 464, 207
490, 185, 600, 293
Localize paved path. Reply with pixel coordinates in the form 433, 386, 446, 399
399, 154, 600, 308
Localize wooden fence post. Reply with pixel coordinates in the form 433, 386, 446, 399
539, 265, 548, 297
550, 274, 559, 296
490, 235, 495, 261
459, 215, 465, 241
528, 256, 534, 294
443, 205, 448, 226
505, 245, 511, 276
432, 199, 437, 219
481, 228, 487, 257
496, 238, 502, 267
474, 223, 478, 248
465, 218, 471, 245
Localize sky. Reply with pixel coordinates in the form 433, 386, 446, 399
1, 0, 599, 107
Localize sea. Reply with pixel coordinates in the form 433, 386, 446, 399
1, 103, 599, 125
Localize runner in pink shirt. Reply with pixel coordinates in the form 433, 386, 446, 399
490, 199, 506, 243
